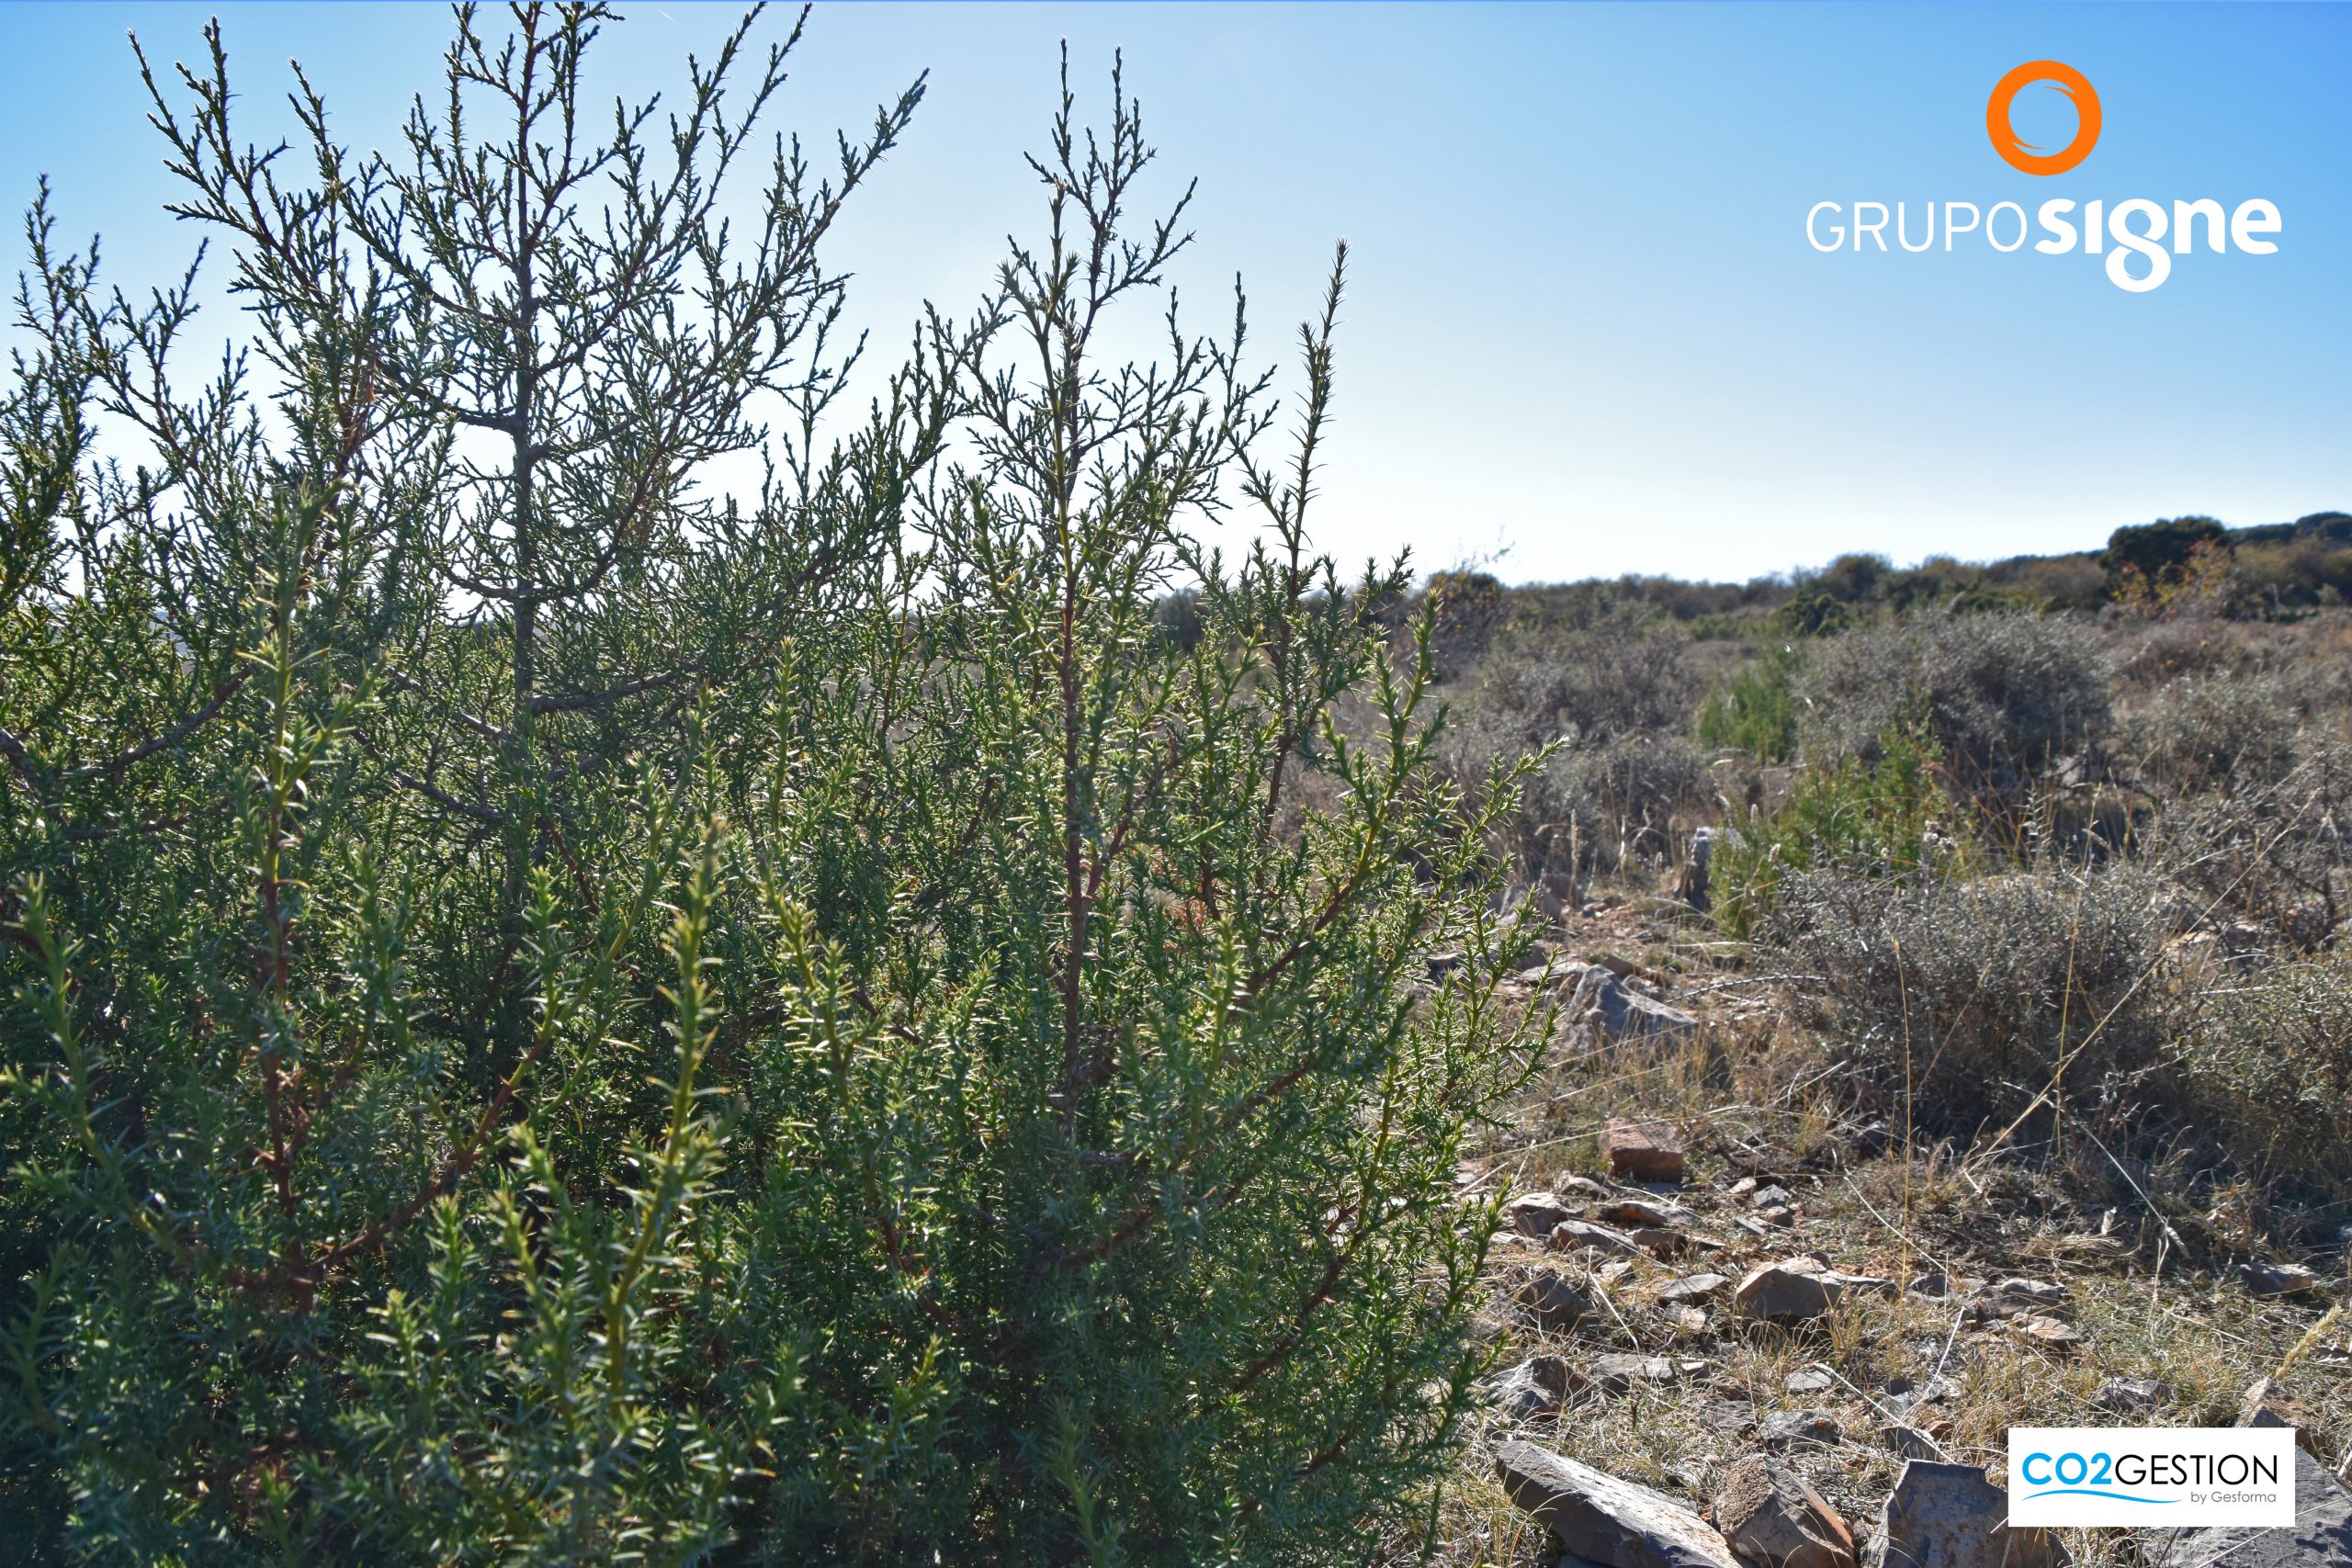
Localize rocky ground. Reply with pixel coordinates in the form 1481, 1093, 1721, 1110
1411, 896, 2352, 1568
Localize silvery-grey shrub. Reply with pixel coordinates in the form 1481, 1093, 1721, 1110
1802, 608, 2111, 793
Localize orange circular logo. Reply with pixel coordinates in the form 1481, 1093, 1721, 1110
1986, 61, 2101, 175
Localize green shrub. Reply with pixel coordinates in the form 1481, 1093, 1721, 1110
0, 13, 1542, 1562
1713, 722, 1962, 936
2106, 516, 2230, 589
1771, 588, 1854, 637
1695, 640, 1803, 762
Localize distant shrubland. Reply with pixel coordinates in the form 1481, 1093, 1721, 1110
1419, 544, 2352, 1221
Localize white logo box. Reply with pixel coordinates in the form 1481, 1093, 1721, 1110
2007, 1427, 2298, 1528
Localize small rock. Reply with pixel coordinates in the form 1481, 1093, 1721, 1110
1552, 1219, 1649, 1259
2093, 1376, 2166, 1415
1883, 1373, 1957, 1406
1749, 1185, 1794, 1210
1602, 1118, 1688, 1184
1785, 1369, 1833, 1395
1713, 1455, 1857, 1568
2241, 1260, 2323, 1297
1702, 1397, 1759, 1438
2010, 1314, 2081, 1352
1509, 1191, 1573, 1238
1600, 1198, 1690, 1229
1667, 1304, 1710, 1335
1756, 1204, 1798, 1227
1521, 956, 1589, 989
1597, 1258, 1637, 1288
1590, 1353, 1679, 1394
1659, 1272, 1732, 1304
1883, 1377, 1959, 1427
1510, 1266, 1596, 1329
1632, 1226, 1691, 1260
1970, 1278, 2067, 1322
1734, 1259, 1843, 1325
1727, 1177, 1759, 1199
1489, 1354, 1577, 1417
1760, 1411, 1841, 1450
1572, 966, 1700, 1045
1493, 1441, 1741, 1568
1560, 1174, 1615, 1201
1867, 1460, 2067, 1568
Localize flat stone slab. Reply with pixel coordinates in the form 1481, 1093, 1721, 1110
2094, 1376, 2166, 1415
1868, 1461, 2067, 1568
1761, 1410, 1842, 1450
2147, 1446, 2352, 1567
1968, 1277, 2068, 1321
1598, 1197, 1691, 1228
1629, 1225, 1690, 1258
1589, 1353, 1679, 1394
1572, 966, 1700, 1043
2010, 1314, 2083, 1352
1494, 1441, 1740, 1568
2236, 1378, 2323, 1455
2241, 1261, 2323, 1297
1551, 1219, 1649, 1259
1657, 1272, 1731, 1304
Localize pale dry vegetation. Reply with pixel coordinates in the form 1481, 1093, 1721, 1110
1408, 591, 2352, 1565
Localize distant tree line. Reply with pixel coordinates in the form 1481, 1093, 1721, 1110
1377, 512, 2352, 644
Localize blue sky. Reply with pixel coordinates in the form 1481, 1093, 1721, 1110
2, 2, 2345, 584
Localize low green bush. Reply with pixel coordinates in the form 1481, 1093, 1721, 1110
1695, 640, 1803, 762
1713, 723, 1962, 937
